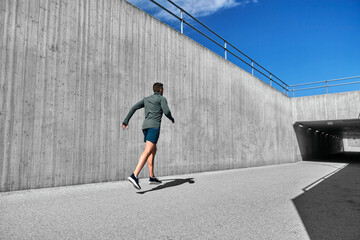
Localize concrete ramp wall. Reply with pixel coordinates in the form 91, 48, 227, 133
0, 0, 296, 192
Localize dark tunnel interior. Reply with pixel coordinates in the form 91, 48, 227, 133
293, 119, 360, 160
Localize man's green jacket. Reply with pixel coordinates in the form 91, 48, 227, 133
123, 92, 174, 129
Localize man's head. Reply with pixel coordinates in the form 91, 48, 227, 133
153, 82, 164, 95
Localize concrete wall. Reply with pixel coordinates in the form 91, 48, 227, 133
0, 0, 296, 192
293, 91, 360, 121
292, 91, 360, 160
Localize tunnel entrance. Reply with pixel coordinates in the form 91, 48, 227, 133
293, 119, 360, 160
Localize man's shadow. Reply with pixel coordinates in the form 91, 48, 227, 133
137, 178, 195, 194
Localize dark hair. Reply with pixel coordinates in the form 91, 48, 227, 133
153, 82, 163, 93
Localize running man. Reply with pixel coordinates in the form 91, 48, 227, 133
122, 83, 175, 190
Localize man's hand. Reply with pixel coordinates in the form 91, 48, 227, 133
122, 124, 129, 130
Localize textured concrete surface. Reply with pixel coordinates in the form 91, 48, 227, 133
0, 161, 349, 240
0, 0, 296, 192
293, 91, 360, 122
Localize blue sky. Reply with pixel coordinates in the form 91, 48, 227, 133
127, 0, 360, 97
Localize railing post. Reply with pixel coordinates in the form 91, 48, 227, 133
180, 9, 184, 34
326, 80, 328, 94
293, 86, 295, 97
149, 0, 293, 95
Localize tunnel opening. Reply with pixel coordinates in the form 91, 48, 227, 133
293, 119, 360, 161
343, 138, 360, 152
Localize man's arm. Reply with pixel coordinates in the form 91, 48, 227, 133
161, 97, 175, 123
122, 99, 144, 127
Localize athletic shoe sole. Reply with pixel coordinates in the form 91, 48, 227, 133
128, 177, 141, 190
149, 181, 162, 185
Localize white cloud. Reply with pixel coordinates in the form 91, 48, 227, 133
127, 0, 158, 10
127, 0, 258, 21
164, 0, 241, 17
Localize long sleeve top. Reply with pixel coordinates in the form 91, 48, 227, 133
122, 92, 174, 129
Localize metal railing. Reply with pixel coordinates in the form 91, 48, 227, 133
133, 0, 360, 98
149, 0, 290, 94
289, 76, 360, 97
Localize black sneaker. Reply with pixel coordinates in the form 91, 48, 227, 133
128, 173, 141, 190
149, 177, 162, 185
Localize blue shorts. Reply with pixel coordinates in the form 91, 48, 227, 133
143, 128, 160, 144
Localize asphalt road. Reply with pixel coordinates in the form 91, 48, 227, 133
0, 161, 352, 240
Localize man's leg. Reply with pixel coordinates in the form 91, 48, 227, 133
147, 145, 157, 178
133, 141, 156, 177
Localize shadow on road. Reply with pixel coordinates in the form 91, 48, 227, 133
137, 178, 195, 194
293, 152, 360, 240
